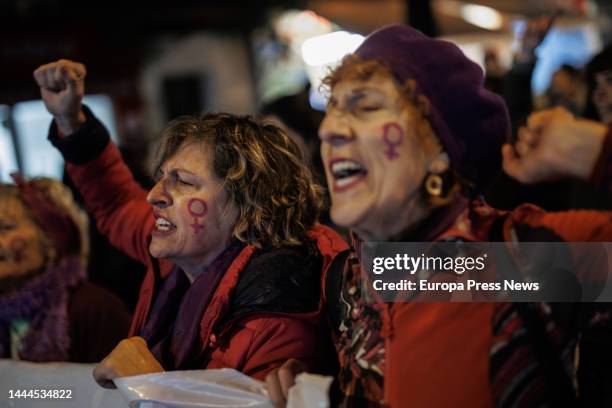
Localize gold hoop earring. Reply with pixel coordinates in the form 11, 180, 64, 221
425, 174, 444, 197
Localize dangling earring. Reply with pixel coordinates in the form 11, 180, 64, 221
424, 173, 444, 197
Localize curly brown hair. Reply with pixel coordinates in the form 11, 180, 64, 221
154, 113, 325, 249
322, 54, 431, 117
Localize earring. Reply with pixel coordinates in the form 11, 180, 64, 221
425, 173, 444, 197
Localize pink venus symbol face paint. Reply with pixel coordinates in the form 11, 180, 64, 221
382, 123, 405, 160
187, 198, 208, 234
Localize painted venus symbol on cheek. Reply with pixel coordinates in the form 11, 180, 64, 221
9, 238, 26, 264
187, 198, 208, 234
382, 123, 405, 160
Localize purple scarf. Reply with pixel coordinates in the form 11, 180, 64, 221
0, 256, 85, 361
140, 241, 245, 370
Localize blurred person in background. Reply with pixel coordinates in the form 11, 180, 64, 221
267, 25, 612, 407
484, 48, 506, 94
0, 176, 130, 363
584, 44, 612, 124
539, 64, 586, 115
33, 60, 346, 388
574, 42, 612, 408
489, 14, 611, 211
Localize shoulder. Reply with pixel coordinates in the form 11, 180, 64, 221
307, 223, 349, 257
230, 243, 323, 318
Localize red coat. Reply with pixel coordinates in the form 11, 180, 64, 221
383, 205, 612, 407
53, 113, 348, 380
327, 200, 612, 407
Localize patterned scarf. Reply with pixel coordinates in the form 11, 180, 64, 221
0, 256, 85, 361
333, 196, 472, 407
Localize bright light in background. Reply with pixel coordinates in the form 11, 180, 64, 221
257, 9, 364, 110
301, 31, 365, 66
460, 4, 503, 30
434, 1, 504, 31
274, 10, 333, 56
257, 9, 334, 104
11, 95, 117, 180
453, 42, 486, 70
301, 31, 365, 110
532, 23, 602, 94
0, 105, 18, 182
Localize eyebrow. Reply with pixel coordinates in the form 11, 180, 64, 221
159, 167, 197, 176
155, 167, 199, 183
328, 86, 384, 109
346, 88, 383, 104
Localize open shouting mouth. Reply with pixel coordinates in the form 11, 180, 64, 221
329, 158, 367, 192
153, 214, 176, 236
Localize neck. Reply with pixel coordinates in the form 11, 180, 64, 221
354, 195, 432, 242
176, 239, 232, 283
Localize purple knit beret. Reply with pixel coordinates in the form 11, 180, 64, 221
355, 25, 510, 191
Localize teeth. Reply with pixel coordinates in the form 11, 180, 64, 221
335, 175, 363, 188
155, 218, 175, 231
331, 160, 366, 179
332, 160, 363, 173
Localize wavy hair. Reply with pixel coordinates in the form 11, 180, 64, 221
154, 113, 324, 248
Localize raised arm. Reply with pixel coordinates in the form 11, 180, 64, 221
34, 59, 154, 263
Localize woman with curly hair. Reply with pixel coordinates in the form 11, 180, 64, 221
33, 60, 346, 388
0, 176, 130, 363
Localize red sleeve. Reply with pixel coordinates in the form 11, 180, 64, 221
207, 315, 334, 381
507, 205, 611, 295
509, 204, 612, 242
66, 142, 154, 264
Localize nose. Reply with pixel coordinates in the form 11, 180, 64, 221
318, 112, 354, 146
147, 180, 171, 208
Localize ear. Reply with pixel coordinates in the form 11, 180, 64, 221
428, 152, 449, 174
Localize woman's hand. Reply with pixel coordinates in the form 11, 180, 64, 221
92, 336, 164, 389
33, 59, 87, 135
265, 359, 307, 407
502, 107, 608, 184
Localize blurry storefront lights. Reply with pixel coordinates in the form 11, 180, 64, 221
532, 23, 603, 95
301, 31, 365, 67
300, 31, 365, 111
0, 105, 19, 183
11, 95, 117, 180
460, 4, 503, 30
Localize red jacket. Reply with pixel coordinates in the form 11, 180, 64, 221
383, 204, 612, 407
326, 199, 612, 407
50, 110, 348, 380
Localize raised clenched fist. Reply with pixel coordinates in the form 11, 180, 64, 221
502, 107, 608, 183
33, 59, 87, 135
